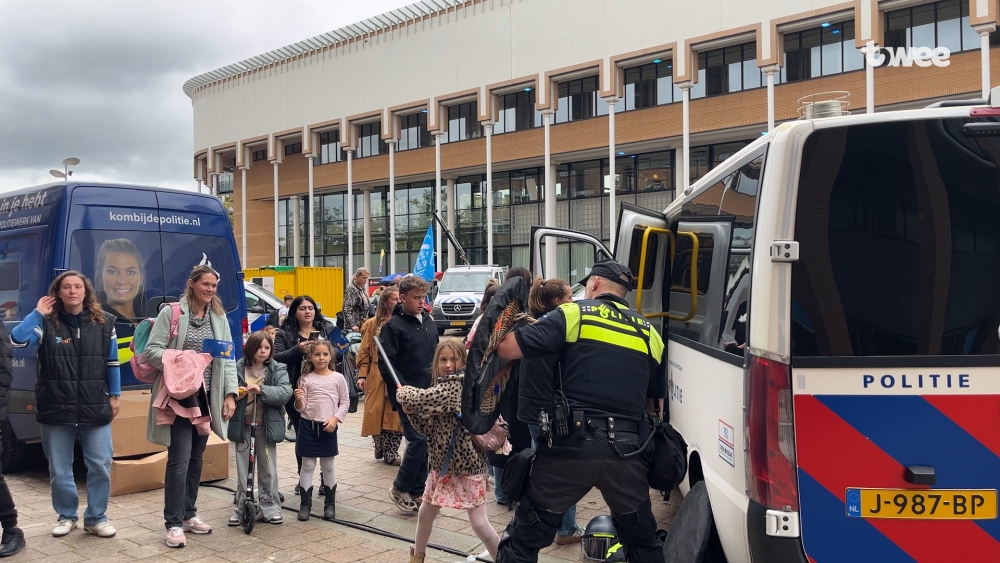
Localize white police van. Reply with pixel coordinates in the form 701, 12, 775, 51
530, 91, 1000, 562
244, 281, 284, 333
432, 265, 506, 335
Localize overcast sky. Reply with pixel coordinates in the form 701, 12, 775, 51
0, 0, 416, 193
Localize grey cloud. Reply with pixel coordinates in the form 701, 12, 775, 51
0, 0, 415, 193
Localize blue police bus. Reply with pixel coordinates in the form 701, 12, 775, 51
0, 182, 246, 470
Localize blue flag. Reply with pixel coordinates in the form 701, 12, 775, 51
413, 224, 435, 282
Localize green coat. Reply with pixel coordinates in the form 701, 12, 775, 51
228, 357, 292, 444
145, 299, 239, 446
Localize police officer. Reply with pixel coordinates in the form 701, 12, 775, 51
495, 259, 666, 563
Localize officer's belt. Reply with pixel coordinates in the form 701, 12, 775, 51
586, 417, 640, 434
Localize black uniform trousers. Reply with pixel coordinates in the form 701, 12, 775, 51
496, 435, 663, 563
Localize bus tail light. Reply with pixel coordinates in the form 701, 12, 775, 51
745, 353, 799, 511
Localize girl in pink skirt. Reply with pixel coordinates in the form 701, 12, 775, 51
396, 340, 499, 563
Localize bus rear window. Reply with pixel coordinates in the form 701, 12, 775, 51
791, 119, 1000, 357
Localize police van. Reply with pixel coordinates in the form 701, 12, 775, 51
244, 280, 284, 333
530, 92, 1000, 561
0, 182, 246, 471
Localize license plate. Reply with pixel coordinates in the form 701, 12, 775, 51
450, 321, 467, 327
846, 488, 998, 520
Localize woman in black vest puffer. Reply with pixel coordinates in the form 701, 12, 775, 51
11, 271, 120, 539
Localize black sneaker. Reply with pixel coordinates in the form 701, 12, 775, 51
0, 528, 25, 558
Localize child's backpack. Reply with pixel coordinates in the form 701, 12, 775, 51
130, 302, 182, 384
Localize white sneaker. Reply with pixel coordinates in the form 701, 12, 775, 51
166, 527, 186, 548
52, 518, 77, 537
84, 521, 117, 537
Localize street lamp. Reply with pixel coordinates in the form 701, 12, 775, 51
49, 157, 81, 180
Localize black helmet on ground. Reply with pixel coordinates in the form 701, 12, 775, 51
581, 515, 618, 563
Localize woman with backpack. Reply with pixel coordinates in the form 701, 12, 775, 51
11, 271, 120, 540
143, 265, 239, 549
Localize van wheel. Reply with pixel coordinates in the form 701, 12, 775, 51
0, 420, 27, 473
662, 481, 728, 563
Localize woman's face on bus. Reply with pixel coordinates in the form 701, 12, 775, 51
102, 252, 141, 307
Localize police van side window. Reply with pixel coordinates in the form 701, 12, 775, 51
792, 120, 1000, 357
0, 234, 40, 322
668, 151, 763, 353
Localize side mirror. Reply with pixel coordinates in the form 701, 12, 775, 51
249, 305, 265, 314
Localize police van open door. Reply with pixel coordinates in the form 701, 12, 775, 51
529, 226, 612, 283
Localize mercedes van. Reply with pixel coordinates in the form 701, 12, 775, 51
531, 93, 1000, 562
432, 265, 506, 334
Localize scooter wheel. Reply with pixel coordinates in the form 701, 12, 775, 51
241, 500, 256, 534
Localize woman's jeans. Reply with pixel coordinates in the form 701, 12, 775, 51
164, 418, 209, 529
528, 424, 579, 535
40, 423, 113, 526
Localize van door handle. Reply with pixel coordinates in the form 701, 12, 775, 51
904, 465, 936, 486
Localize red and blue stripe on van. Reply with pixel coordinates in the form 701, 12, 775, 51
794, 391, 1000, 562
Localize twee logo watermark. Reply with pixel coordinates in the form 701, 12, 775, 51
865, 40, 951, 67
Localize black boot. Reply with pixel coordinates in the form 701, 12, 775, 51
323, 484, 337, 521
0, 528, 25, 558
297, 487, 313, 521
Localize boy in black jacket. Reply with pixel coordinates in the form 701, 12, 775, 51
0, 324, 24, 557
378, 275, 438, 513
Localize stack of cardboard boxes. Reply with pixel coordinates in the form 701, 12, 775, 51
110, 391, 229, 496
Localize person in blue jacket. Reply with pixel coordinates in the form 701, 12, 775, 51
12, 271, 120, 539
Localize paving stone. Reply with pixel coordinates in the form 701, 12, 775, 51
3, 390, 680, 562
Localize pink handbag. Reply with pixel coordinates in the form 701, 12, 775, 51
161, 349, 212, 400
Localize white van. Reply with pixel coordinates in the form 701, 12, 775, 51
531, 95, 1000, 562
432, 265, 507, 334
244, 281, 284, 333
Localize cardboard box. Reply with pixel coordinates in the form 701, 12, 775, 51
110, 451, 167, 496
110, 434, 229, 496
201, 434, 230, 482
111, 391, 166, 458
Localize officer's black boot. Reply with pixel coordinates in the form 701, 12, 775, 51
323, 484, 337, 521
297, 487, 313, 521
612, 505, 664, 563
496, 497, 562, 563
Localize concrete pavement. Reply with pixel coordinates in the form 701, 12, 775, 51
2, 385, 680, 562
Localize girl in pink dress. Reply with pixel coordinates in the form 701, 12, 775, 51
396, 340, 499, 563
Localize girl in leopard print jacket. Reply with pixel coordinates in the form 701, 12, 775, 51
396, 340, 499, 563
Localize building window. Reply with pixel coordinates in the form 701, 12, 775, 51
637, 152, 674, 192
443, 101, 481, 143
278, 198, 306, 266
318, 131, 345, 164
252, 149, 267, 162
884, 0, 1000, 55
216, 172, 233, 195
623, 61, 674, 110
554, 76, 608, 123
691, 42, 761, 99
495, 90, 540, 134
284, 142, 302, 156
398, 112, 431, 151
782, 21, 865, 83
689, 140, 753, 182
357, 122, 387, 158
